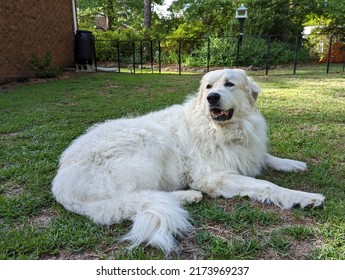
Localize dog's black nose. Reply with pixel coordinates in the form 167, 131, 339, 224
207, 92, 220, 105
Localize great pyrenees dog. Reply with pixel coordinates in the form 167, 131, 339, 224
52, 69, 324, 253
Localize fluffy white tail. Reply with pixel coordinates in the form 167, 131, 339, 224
52, 186, 192, 254
120, 191, 192, 253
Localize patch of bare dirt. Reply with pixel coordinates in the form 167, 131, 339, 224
218, 198, 324, 259
43, 250, 100, 260
257, 235, 323, 260
30, 209, 58, 228
4, 184, 25, 197
174, 230, 201, 260
0, 71, 88, 91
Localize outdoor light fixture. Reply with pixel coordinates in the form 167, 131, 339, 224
235, 4, 248, 37
235, 4, 248, 67
235, 4, 248, 20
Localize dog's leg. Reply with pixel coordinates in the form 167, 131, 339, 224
193, 173, 324, 209
171, 190, 203, 204
265, 154, 308, 172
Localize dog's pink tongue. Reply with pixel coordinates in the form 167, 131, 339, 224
213, 109, 222, 116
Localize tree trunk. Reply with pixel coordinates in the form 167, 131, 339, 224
143, 0, 152, 60
144, 0, 152, 29
106, 0, 115, 30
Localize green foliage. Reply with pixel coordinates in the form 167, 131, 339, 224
244, 0, 314, 36
28, 52, 61, 78
187, 36, 312, 67
78, 0, 343, 66
78, 0, 163, 31
94, 34, 313, 67
169, 0, 237, 36
305, 0, 345, 34
94, 30, 142, 62
78, 0, 345, 39
169, 0, 344, 37
169, 21, 206, 40
152, 21, 207, 64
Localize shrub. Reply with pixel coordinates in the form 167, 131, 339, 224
93, 33, 312, 67
29, 52, 61, 78
187, 36, 312, 67
94, 30, 148, 63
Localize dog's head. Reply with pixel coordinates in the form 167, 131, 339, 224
198, 69, 261, 124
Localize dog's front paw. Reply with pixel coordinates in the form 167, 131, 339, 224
277, 159, 308, 172
286, 193, 325, 209
287, 159, 308, 172
171, 190, 203, 204
267, 155, 308, 173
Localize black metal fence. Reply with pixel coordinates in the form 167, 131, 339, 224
94, 33, 345, 75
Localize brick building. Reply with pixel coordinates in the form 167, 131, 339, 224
0, 1, 77, 82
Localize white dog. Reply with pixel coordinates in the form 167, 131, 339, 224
52, 69, 324, 253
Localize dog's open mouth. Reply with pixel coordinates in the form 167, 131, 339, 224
210, 108, 234, 121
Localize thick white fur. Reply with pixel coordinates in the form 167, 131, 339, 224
52, 69, 324, 254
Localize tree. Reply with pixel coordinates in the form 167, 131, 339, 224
78, 0, 162, 32
78, 0, 344, 39
169, 0, 237, 36
168, 0, 340, 37
305, 0, 345, 34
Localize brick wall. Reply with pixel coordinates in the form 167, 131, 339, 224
0, 0, 75, 82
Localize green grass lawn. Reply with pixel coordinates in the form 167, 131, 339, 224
0, 67, 344, 260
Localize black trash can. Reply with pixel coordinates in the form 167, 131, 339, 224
75, 30, 95, 65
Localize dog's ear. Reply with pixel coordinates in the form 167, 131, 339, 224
246, 77, 261, 101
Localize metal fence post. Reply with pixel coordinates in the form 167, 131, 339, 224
140, 40, 143, 73
293, 35, 300, 75
117, 41, 121, 73
207, 38, 210, 72
132, 41, 136, 74
236, 35, 240, 68
150, 40, 154, 74
178, 39, 182, 75
265, 35, 271, 75
158, 40, 161, 74
326, 33, 334, 74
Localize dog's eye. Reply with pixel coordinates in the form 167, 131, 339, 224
225, 81, 235, 87
206, 84, 212, 89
